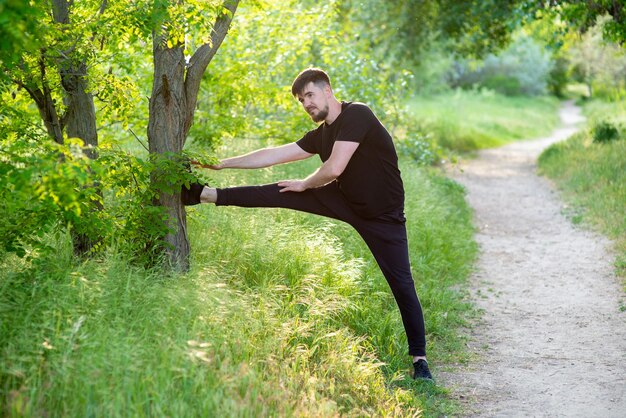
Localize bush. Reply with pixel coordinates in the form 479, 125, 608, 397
568, 17, 626, 101
0, 132, 217, 265
591, 120, 621, 143
448, 33, 554, 96
396, 134, 438, 165
547, 57, 569, 98
481, 75, 522, 96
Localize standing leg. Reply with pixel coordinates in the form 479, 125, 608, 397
353, 214, 427, 358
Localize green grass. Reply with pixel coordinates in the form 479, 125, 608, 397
538, 99, 626, 279
1, 137, 477, 417
408, 89, 561, 153
579, 98, 626, 126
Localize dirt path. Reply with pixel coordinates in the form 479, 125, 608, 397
443, 101, 626, 417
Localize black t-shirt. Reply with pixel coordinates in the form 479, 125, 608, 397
296, 101, 404, 218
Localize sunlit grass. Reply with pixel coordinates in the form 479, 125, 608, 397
579, 98, 626, 125
408, 89, 561, 153
539, 100, 626, 279
0, 134, 476, 417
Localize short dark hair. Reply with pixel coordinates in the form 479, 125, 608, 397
291, 68, 331, 97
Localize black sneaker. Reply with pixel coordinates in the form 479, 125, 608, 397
181, 182, 206, 206
413, 359, 433, 380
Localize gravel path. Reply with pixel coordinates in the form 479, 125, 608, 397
443, 101, 626, 417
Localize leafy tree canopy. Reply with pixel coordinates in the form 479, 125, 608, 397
544, 0, 626, 44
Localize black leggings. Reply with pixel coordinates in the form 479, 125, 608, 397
216, 182, 426, 357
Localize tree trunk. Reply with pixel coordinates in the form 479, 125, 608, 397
148, 45, 190, 271
53, 0, 101, 253
9, 0, 103, 254
62, 58, 101, 254
61, 60, 99, 159
148, 0, 239, 271
52, 0, 99, 155
55, 0, 101, 158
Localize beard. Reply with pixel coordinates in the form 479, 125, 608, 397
310, 105, 329, 123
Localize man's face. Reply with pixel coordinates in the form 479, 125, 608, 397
297, 82, 330, 123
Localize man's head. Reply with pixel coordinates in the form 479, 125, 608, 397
291, 68, 331, 97
292, 68, 333, 123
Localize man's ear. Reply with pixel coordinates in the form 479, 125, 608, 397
324, 84, 333, 97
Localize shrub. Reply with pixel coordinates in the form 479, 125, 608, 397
0, 132, 216, 265
448, 33, 554, 96
547, 57, 570, 98
396, 134, 438, 165
591, 120, 621, 143
481, 75, 522, 96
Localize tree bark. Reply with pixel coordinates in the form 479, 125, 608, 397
18, 51, 66, 144
52, 0, 99, 157
148, 0, 239, 271
53, 0, 101, 253
148, 45, 190, 271
60, 59, 99, 159
36, 83, 65, 144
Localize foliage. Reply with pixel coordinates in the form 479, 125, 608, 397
396, 134, 438, 166
330, 1, 626, 92
542, 0, 626, 44
547, 56, 571, 98
0, 0, 45, 71
338, 0, 524, 67
0, 91, 93, 256
1, 1, 140, 138
568, 16, 626, 99
518, 17, 574, 97
591, 120, 622, 143
188, 0, 413, 149
0, 112, 215, 264
0, 137, 101, 257
481, 75, 522, 96
449, 33, 554, 96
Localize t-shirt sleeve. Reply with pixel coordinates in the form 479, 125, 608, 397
296, 129, 320, 154
335, 104, 375, 144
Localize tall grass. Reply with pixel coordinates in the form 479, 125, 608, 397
1, 140, 476, 417
409, 89, 560, 153
538, 101, 626, 279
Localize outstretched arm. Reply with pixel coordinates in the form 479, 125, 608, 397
278, 141, 359, 192
193, 143, 313, 170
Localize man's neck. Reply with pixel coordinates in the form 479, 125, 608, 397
324, 98, 343, 125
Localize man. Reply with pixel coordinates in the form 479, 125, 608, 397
182, 68, 432, 380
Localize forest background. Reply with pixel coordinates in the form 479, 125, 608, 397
1, 0, 625, 416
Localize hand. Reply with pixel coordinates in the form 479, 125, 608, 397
191, 160, 223, 170
278, 180, 307, 193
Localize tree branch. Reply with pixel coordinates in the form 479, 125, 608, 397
11, 76, 43, 109
183, 0, 239, 137
187, 0, 239, 77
